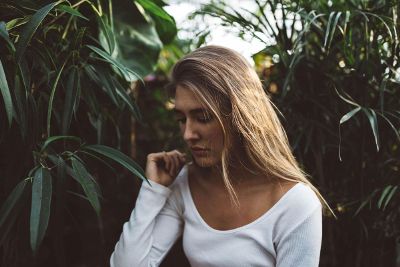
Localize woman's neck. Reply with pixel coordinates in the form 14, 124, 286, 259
192, 160, 268, 190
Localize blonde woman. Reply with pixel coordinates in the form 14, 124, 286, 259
110, 45, 328, 267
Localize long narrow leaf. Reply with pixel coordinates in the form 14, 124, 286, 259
15, 1, 62, 63
338, 106, 361, 161
363, 108, 380, 151
340, 107, 361, 124
30, 167, 52, 253
71, 157, 100, 216
0, 179, 27, 228
82, 144, 147, 183
98, 15, 115, 54
47, 59, 68, 137
0, 59, 14, 127
41, 135, 81, 151
378, 185, 392, 209
62, 67, 79, 134
87, 45, 141, 82
0, 21, 15, 51
327, 11, 342, 50
324, 11, 336, 48
57, 4, 89, 21
383, 186, 398, 210
113, 78, 142, 121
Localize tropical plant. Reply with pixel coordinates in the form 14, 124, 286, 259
195, 0, 400, 266
0, 0, 176, 266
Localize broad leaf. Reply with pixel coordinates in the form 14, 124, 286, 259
135, 0, 177, 44
110, 0, 164, 78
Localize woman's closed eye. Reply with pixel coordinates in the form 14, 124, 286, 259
175, 115, 213, 124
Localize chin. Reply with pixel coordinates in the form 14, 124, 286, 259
193, 157, 220, 168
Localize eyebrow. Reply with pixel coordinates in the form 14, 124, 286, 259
173, 108, 209, 115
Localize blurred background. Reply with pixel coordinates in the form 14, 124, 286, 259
0, 0, 399, 266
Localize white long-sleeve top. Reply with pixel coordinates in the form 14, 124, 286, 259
110, 165, 322, 267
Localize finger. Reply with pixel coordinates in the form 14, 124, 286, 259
169, 153, 180, 176
178, 153, 186, 163
162, 151, 171, 172
171, 150, 185, 162
166, 152, 178, 177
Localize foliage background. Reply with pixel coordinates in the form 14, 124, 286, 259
1, 0, 400, 267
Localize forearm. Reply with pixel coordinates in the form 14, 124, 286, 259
110, 180, 178, 267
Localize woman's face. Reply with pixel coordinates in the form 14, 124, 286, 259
174, 85, 224, 168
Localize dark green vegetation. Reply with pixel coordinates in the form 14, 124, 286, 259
0, 0, 177, 266
1, 0, 400, 266
197, 0, 400, 266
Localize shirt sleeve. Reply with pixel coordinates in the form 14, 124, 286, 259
275, 204, 322, 267
110, 179, 184, 267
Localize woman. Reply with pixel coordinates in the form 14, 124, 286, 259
110, 45, 330, 267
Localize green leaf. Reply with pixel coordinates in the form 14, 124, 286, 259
135, 0, 174, 22
47, 59, 68, 137
383, 186, 398, 210
378, 185, 392, 209
135, 0, 177, 44
0, 59, 14, 127
70, 157, 101, 216
111, 1, 164, 77
377, 113, 400, 142
354, 189, 378, 216
87, 45, 141, 82
0, 21, 15, 51
0, 179, 27, 228
41, 135, 81, 152
30, 167, 52, 253
363, 108, 380, 152
327, 11, 342, 50
62, 67, 80, 134
112, 78, 142, 121
340, 107, 361, 124
324, 12, 336, 48
57, 4, 89, 21
15, 1, 62, 63
98, 15, 115, 54
18, 57, 31, 92
82, 144, 147, 183
338, 106, 362, 161
13, 75, 28, 140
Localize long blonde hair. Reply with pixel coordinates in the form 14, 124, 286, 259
169, 45, 333, 216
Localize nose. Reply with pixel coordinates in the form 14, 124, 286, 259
182, 120, 199, 142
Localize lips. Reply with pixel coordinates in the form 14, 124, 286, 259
191, 146, 208, 151
190, 146, 208, 157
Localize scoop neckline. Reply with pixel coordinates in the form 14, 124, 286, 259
182, 165, 303, 234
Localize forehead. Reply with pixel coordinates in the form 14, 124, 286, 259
174, 85, 206, 112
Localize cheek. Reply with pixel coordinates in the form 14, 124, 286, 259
207, 125, 224, 150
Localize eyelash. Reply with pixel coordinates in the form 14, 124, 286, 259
176, 116, 212, 124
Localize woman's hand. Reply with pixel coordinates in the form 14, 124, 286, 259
145, 150, 186, 187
